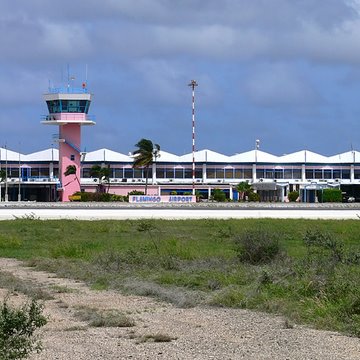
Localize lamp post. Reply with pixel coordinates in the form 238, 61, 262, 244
18, 146, 21, 202
0, 147, 2, 202
188, 80, 198, 196
152, 147, 160, 187
253, 139, 260, 183
255, 139, 260, 162
5, 144, 8, 202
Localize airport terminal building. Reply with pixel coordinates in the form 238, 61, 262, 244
0, 146, 359, 202
1, 83, 359, 202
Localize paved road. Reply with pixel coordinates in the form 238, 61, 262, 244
1, 208, 360, 220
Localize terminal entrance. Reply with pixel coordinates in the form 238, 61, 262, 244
0, 184, 56, 202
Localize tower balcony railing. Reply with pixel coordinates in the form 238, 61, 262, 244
41, 114, 95, 122
47, 87, 89, 94
2, 177, 59, 183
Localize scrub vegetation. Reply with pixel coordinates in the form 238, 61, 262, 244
0, 218, 360, 336
74, 305, 135, 328
0, 298, 47, 360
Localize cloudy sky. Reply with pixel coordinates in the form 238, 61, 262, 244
1, 0, 360, 156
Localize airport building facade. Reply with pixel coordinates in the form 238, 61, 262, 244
0, 84, 359, 202
0, 146, 359, 202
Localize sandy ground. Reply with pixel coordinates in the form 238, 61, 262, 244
0, 258, 359, 359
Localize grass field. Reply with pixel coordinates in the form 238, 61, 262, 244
0, 218, 359, 336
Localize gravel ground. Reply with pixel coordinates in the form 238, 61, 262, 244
0, 258, 359, 360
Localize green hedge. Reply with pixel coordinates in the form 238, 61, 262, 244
72, 192, 128, 202
317, 188, 342, 203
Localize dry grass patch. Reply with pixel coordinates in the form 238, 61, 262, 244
50, 285, 78, 294
0, 271, 53, 300
74, 305, 135, 328
138, 333, 177, 343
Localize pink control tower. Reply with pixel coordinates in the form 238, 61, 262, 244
42, 83, 95, 201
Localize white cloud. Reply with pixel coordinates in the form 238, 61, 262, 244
1, 0, 360, 65
40, 22, 92, 58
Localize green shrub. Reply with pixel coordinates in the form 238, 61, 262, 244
212, 189, 226, 202
303, 229, 344, 264
72, 192, 127, 202
247, 192, 260, 202
128, 190, 145, 196
110, 194, 127, 202
288, 191, 299, 202
234, 229, 281, 264
68, 195, 81, 202
318, 188, 342, 203
0, 299, 47, 360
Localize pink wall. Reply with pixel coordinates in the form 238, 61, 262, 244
53, 113, 87, 121
59, 123, 81, 201
82, 185, 159, 196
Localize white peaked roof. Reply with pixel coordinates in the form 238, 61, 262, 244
84, 149, 180, 163
23, 148, 59, 162
3, 146, 360, 165
178, 149, 229, 163
278, 150, 329, 164
328, 151, 360, 163
156, 150, 180, 163
229, 150, 279, 163
84, 148, 132, 162
0, 147, 24, 161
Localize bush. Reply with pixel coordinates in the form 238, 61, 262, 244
234, 229, 281, 264
110, 194, 127, 202
288, 191, 299, 202
68, 195, 81, 202
247, 192, 260, 202
0, 298, 47, 360
128, 190, 145, 196
303, 229, 344, 264
318, 188, 342, 203
71, 192, 127, 202
212, 189, 226, 202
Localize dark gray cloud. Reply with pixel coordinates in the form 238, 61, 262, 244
243, 63, 322, 107
1, 0, 360, 155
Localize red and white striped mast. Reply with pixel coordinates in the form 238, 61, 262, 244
188, 80, 198, 196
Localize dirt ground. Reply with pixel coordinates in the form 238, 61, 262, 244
0, 257, 359, 360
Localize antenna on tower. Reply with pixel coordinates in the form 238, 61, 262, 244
83, 64, 88, 90
61, 67, 64, 86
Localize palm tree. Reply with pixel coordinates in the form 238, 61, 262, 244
132, 138, 160, 195
90, 165, 111, 193
64, 165, 80, 187
236, 181, 252, 201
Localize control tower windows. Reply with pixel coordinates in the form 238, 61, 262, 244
46, 100, 91, 114
47, 100, 61, 113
